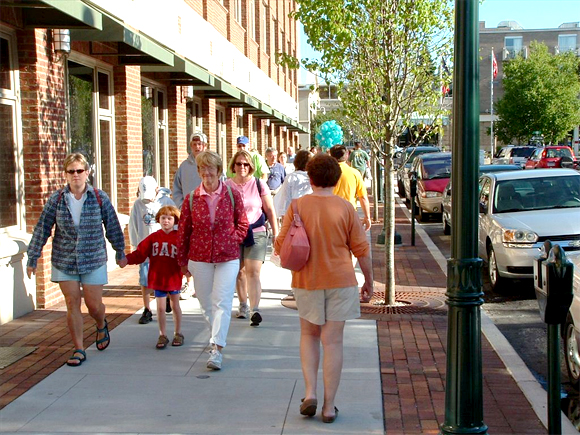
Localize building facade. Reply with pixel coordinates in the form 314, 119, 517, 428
0, 0, 305, 324
479, 20, 580, 155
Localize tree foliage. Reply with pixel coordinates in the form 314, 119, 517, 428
284, 0, 453, 304
495, 42, 580, 145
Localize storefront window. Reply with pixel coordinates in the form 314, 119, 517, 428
141, 85, 168, 186
0, 103, 17, 228
67, 59, 115, 203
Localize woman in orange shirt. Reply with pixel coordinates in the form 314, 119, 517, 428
274, 154, 374, 424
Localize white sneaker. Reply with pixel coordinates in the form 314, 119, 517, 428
179, 283, 191, 300
207, 349, 222, 370
236, 303, 250, 319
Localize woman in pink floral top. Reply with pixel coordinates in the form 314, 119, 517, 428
177, 151, 248, 370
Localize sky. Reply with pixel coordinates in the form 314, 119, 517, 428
299, 0, 580, 83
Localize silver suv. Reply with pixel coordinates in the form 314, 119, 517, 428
492, 146, 537, 168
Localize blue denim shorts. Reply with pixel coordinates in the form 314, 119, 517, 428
51, 264, 108, 285
139, 260, 150, 287
154, 290, 180, 297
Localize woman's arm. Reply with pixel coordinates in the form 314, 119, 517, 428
261, 191, 278, 238
26, 191, 59, 271
100, 190, 126, 261
232, 190, 249, 243
176, 193, 194, 267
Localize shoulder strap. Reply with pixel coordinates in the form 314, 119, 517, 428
93, 188, 102, 207
57, 188, 64, 204
225, 184, 235, 209
255, 177, 262, 195
189, 189, 196, 211
291, 198, 301, 222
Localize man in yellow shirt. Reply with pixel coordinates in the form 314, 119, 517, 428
329, 145, 371, 231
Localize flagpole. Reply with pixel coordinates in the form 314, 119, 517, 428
439, 57, 444, 149
490, 47, 494, 158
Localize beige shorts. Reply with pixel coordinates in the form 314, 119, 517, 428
294, 286, 360, 325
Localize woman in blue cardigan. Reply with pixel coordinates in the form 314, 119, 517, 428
27, 153, 126, 367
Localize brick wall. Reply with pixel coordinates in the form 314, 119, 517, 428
113, 65, 142, 217
202, 98, 217, 152
167, 87, 188, 181
205, 0, 228, 39
19, 29, 68, 308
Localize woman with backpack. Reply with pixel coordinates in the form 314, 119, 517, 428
26, 153, 126, 367
176, 151, 248, 370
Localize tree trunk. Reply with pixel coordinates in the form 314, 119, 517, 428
383, 137, 396, 305
371, 148, 379, 222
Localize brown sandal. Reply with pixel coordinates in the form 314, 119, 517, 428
300, 398, 317, 416
172, 333, 184, 347
156, 335, 169, 349
322, 407, 339, 423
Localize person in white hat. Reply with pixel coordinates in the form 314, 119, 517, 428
129, 176, 176, 324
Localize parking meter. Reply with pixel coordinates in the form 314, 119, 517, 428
534, 243, 573, 324
409, 172, 417, 246
534, 242, 574, 435
409, 172, 417, 198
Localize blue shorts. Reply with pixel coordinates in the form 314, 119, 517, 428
139, 261, 150, 287
51, 264, 108, 285
154, 290, 180, 297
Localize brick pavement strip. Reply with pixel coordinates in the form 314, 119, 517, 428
0, 202, 548, 434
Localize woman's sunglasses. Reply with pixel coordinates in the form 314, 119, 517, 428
235, 162, 251, 168
66, 169, 86, 175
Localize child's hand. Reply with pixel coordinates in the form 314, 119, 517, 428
117, 258, 128, 268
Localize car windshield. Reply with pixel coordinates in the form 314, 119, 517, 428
493, 175, 580, 213
510, 147, 536, 158
423, 159, 451, 179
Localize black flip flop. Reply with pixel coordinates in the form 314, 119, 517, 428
66, 349, 86, 367
96, 319, 110, 351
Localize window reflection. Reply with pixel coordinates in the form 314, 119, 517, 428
0, 103, 17, 227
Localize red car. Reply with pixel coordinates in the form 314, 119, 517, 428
524, 146, 576, 169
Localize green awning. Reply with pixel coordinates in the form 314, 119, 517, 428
70, 14, 173, 66
141, 56, 213, 86
19, 0, 102, 29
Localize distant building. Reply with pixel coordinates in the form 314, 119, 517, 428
479, 20, 580, 154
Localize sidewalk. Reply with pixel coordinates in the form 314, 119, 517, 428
0, 197, 568, 434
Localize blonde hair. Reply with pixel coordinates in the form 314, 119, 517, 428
229, 150, 255, 176
63, 153, 89, 172
196, 150, 223, 174
156, 205, 180, 225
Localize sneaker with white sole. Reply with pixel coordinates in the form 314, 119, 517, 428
207, 349, 222, 370
236, 303, 250, 319
250, 310, 262, 327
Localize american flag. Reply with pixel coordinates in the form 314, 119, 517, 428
441, 57, 450, 96
492, 51, 498, 79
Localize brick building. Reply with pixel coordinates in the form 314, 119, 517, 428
0, 0, 305, 323
479, 20, 580, 155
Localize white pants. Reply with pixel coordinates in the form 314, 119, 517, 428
189, 259, 239, 348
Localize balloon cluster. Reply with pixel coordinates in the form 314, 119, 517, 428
315, 120, 343, 150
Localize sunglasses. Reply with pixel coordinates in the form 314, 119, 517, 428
235, 162, 251, 168
66, 169, 86, 175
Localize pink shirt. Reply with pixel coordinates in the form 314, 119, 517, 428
226, 178, 270, 232
199, 181, 223, 225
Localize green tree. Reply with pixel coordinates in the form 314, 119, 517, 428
285, 0, 453, 304
495, 41, 580, 145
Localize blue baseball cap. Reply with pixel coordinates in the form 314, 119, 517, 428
237, 136, 250, 145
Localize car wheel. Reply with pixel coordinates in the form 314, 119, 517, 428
487, 245, 505, 291
418, 205, 427, 221
443, 216, 450, 235
565, 314, 580, 390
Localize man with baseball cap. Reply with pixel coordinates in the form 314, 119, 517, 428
226, 136, 269, 180
172, 131, 208, 299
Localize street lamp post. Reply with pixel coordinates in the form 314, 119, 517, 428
440, 0, 488, 434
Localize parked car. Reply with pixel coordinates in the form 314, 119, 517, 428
396, 145, 441, 200
406, 152, 451, 221
492, 146, 537, 168
478, 168, 580, 291
524, 146, 576, 170
564, 251, 580, 389
442, 164, 522, 235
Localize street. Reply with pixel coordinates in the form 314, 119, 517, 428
414, 211, 580, 429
